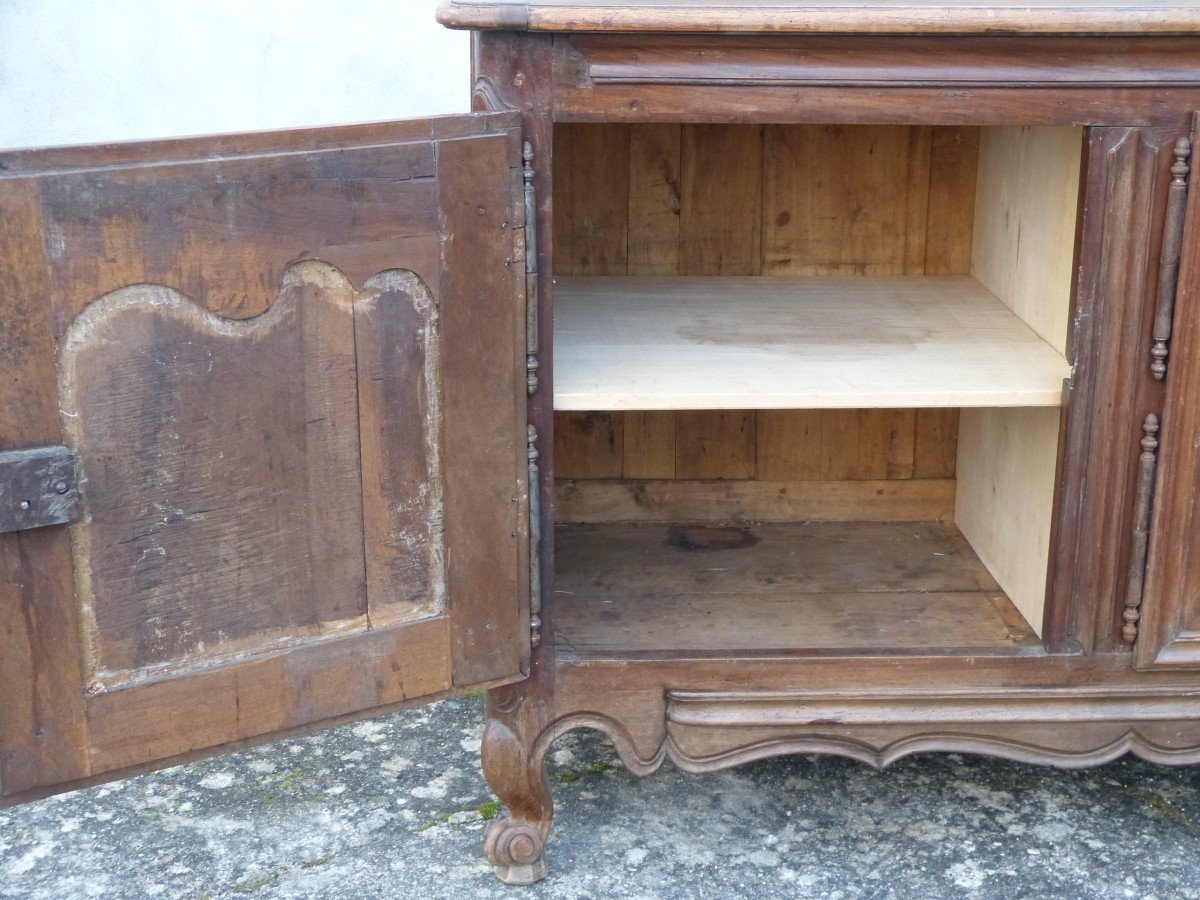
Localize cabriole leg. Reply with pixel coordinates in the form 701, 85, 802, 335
481, 686, 553, 885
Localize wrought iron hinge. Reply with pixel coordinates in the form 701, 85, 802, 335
1122, 414, 1161, 645
523, 141, 540, 395
0, 445, 81, 534
527, 424, 542, 648
1150, 137, 1192, 381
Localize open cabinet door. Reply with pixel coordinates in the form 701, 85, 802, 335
0, 112, 531, 804
1138, 113, 1200, 668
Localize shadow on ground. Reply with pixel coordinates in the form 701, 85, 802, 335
2, 695, 1199, 899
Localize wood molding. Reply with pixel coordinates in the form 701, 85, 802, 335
569, 35, 1200, 89
519, 697, 1200, 786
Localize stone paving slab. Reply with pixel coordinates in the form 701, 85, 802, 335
2, 695, 1200, 899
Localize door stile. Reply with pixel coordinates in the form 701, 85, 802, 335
1137, 111, 1200, 667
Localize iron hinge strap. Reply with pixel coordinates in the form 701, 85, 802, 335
1150, 136, 1193, 381
1122, 414, 1161, 645
0, 445, 81, 534
523, 141, 539, 396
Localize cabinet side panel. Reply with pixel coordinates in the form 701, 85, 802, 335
956, 407, 1061, 636
972, 126, 1083, 355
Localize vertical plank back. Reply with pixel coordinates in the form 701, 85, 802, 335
552, 123, 981, 484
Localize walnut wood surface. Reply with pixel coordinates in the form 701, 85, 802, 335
552, 35, 1200, 127
468, 27, 1200, 882
0, 113, 530, 799
439, 0, 1200, 34
1139, 112, 1200, 668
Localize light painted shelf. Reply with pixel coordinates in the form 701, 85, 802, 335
553, 276, 1072, 410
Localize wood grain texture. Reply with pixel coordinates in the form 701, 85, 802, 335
441, 1, 1200, 34
1139, 113, 1200, 669
972, 126, 1083, 354
554, 412, 624, 478
1051, 127, 1175, 654
60, 267, 369, 685
554, 522, 1038, 654
926, 128, 982, 275
762, 125, 933, 276
675, 411, 757, 479
554, 276, 1072, 409
679, 125, 763, 276
553, 123, 978, 481
957, 407, 1063, 637
0, 113, 530, 798
552, 35, 1200, 128
554, 478, 956, 523
355, 272, 445, 624
0, 180, 89, 797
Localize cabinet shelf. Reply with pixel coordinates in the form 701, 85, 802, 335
554, 522, 1041, 657
553, 276, 1071, 411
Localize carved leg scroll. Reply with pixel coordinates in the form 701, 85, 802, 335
481, 686, 553, 885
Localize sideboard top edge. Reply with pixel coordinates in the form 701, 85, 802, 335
437, 1, 1200, 35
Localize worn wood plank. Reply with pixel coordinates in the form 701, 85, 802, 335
914, 408, 961, 479
36, 140, 445, 331
623, 124, 684, 481
559, 123, 630, 275
437, 130, 529, 686
755, 410, 823, 481
85, 619, 452, 775
554, 522, 1037, 653
554, 412, 624, 478
679, 124, 763, 275
925, 127, 981, 275
762, 125, 933, 276
355, 271, 446, 626
554, 478, 956, 523
623, 411, 677, 479
0, 180, 90, 797
627, 124, 682, 277
675, 411, 757, 479
59, 266, 369, 686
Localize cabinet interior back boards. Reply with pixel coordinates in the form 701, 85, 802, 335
5, 0, 1200, 884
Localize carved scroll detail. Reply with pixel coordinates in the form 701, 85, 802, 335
1151, 137, 1192, 380
472, 75, 509, 113
527, 424, 542, 648
1122, 413, 1161, 645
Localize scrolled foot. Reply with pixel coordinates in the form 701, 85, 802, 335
484, 816, 549, 885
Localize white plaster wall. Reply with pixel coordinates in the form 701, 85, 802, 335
0, 0, 470, 150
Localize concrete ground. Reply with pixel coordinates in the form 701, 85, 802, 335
2, 695, 1200, 899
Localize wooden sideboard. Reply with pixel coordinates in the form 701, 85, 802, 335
5, 0, 1200, 885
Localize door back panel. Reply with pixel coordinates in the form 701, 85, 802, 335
0, 113, 529, 802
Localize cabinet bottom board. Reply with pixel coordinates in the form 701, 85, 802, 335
553, 521, 1040, 655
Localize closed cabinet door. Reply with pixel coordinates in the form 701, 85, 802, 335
1137, 113, 1200, 668
0, 112, 532, 804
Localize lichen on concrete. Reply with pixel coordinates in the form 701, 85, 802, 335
3, 696, 1200, 898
